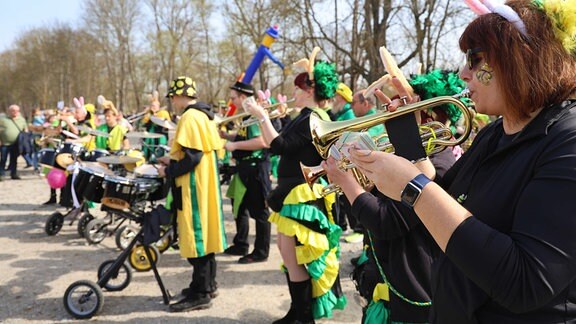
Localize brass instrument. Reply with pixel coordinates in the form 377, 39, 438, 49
306, 90, 472, 196
215, 99, 295, 128
127, 111, 149, 123
310, 90, 472, 159
302, 121, 455, 195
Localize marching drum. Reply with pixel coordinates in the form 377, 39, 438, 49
101, 175, 160, 210
39, 148, 57, 168
74, 163, 114, 203
82, 149, 110, 162
133, 164, 167, 201
56, 142, 85, 169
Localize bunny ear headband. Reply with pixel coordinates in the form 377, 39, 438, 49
73, 97, 86, 113
464, 0, 528, 37
466, 0, 576, 54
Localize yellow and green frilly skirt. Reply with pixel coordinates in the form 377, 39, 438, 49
269, 181, 347, 319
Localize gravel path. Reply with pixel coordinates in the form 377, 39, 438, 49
0, 160, 363, 323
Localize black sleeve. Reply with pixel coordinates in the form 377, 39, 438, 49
353, 190, 422, 240
268, 116, 311, 156
165, 148, 203, 178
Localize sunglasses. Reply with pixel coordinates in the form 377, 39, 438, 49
466, 48, 484, 70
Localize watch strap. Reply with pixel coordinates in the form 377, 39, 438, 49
401, 173, 431, 208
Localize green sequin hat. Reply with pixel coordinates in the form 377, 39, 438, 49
167, 76, 198, 98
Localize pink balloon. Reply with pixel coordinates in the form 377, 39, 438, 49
46, 168, 67, 189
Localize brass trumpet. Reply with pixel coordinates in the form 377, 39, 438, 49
301, 121, 455, 195
310, 90, 472, 159
215, 99, 295, 128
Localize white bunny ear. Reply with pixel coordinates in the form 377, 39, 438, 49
153, 91, 159, 101
258, 90, 266, 100
97, 95, 105, 106
73, 97, 81, 110
79, 96, 84, 107
264, 89, 271, 99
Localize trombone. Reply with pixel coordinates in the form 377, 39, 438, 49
215, 99, 295, 128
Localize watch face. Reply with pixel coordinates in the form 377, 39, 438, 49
401, 182, 421, 206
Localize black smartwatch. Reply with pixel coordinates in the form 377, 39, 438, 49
401, 173, 432, 208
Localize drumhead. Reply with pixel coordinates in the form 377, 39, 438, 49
104, 175, 133, 185
133, 164, 161, 178
80, 163, 113, 177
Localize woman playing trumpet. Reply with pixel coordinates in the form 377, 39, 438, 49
348, 0, 576, 322
323, 69, 465, 323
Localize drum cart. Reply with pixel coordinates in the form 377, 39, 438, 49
44, 200, 95, 237
63, 205, 172, 319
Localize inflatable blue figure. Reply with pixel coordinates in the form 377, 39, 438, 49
242, 25, 284, 84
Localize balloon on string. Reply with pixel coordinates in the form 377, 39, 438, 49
46, 168, 67, 189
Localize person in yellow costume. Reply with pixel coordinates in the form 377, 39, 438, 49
157, 76, 226, 312
244, 48, 347, 323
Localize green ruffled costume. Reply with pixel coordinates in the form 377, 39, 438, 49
269, 180, 347, 319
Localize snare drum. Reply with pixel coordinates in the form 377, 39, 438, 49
75, 163, 113, 203
102, 175, 158, 210
133, 164, 167, 201
83, 149, 110, 162
56, 142, 85, 168
38, 148, 57, 168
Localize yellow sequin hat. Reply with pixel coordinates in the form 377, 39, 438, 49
167, 76, 198, 98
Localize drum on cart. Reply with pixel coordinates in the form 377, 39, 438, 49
101, 175, 160, 210
56, 143, 85, 169
133, 164, 167, 202
74, 163, 114, 203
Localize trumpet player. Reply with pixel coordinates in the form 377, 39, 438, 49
244, 51, 347, 323
322, 69, 466, 323
220, 81, 271, 264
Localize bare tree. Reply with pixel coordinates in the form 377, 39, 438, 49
83, 0, 141, 112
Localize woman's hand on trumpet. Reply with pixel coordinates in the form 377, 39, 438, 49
348, 147, 421, 201
321, 157, 365, 202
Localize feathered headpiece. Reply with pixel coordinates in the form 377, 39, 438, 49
409, 69, 472, 134
532, 0, 576, 55
292, 47, 339, 100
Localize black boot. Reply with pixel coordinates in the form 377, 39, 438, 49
292, 279, 315, 324
273, 272, 297, 324
172, 255, 213, 312
43, 189, 57, 205
181, 254, 218, 298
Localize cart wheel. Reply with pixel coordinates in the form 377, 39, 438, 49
129, 244, 160, 272
63, 280, 104, 319
76, 213, 95, 238
45, 212, 64, 236
84, 219, 108, 245
97, 259, 132, 291
115, 225, 138, 250
154, 228, 173, 253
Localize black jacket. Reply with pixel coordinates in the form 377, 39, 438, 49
434, 101, 576, 323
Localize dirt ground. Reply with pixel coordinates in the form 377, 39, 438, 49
0, 159, 363, 323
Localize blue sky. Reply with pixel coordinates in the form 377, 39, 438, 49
0, 0, 81, 51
